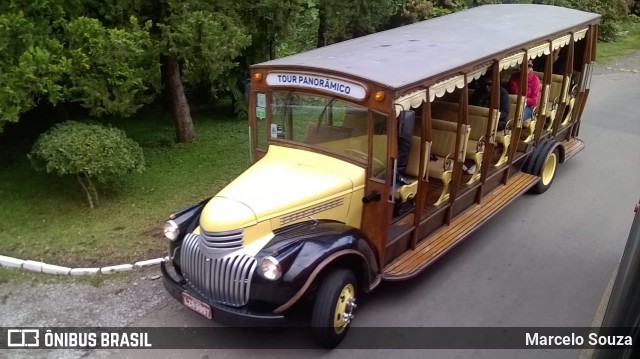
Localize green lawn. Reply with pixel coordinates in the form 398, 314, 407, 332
0, 105, 250, 267
598, 20, 640, 64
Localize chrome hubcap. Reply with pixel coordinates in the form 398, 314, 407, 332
333, 284, 356, 334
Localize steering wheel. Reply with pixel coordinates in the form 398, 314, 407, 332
346, 148, 386, 177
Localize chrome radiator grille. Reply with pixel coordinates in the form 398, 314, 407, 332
181, 232, 256, 307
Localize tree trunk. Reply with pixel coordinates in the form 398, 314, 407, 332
77, 173, 94, 209
84, 173, 99, 207
317, 4, 327, 48
55, 104, 70, 122
162, 55, 195, 143
269, 39, 276, 60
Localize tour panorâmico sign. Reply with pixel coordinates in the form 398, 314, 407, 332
265, 73, 367, 100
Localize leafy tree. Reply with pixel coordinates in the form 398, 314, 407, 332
64, 16, 160, 117
390, 0, 468, 25
85, 0, 257, 140
310, 0, 466, 48
0, 2, 161, 133
316, 0, 396, 46
1, 0, 251, 143
222, 0, 312, 116
472, 1, 630, 41
83, 0, 145, 25
0, 11, 69, 133
240, 0, 310, 61
276, 6, 320, 57
29, 121, 145, 208
141, 0, 251, 143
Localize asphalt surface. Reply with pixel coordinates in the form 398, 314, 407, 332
86, 59, 640, 359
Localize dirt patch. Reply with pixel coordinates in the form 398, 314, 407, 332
0, 267, 166, 359
594, 51, 640, 75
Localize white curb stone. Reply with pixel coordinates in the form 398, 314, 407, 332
69, 268, 101, 276
0, 255, 25, 268
22, 260, 45, 273
134, 258, 165, 268
100, 264, 134, 274
41, 263, 71, 275
0, 254, 166, 276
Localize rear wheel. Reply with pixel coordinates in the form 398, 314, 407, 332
532, 147, 559, 194
311, 269, 358, 348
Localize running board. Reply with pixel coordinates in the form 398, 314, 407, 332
562, 137, 585, 161
383, 172, 539, 280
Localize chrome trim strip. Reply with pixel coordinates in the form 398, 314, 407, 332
279, 197, 344, 225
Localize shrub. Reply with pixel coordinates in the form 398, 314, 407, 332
29, 121, 145, 208
598, 21, 623, 42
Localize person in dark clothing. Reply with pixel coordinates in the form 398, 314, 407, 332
469, 75, 510, 131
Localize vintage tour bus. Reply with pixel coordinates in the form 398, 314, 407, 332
160, 4, 601, 347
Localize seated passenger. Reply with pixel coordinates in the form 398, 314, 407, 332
506, 60, 540, 121
469, 74, 509, 131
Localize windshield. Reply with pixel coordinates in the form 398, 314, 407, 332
269, 91, 372, 164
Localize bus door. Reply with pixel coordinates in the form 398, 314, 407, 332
360, 111, 394, 265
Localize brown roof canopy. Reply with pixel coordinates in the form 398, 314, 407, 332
253, 4, 601, 90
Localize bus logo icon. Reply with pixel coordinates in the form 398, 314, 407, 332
7, 329, 39, 347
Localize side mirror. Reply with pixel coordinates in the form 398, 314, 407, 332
398, 110, 415, 138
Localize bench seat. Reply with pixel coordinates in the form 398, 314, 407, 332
534, 71, 570, 130
429, 119, 470, 205
507, 94, 536, 143
431, 101, 502, 178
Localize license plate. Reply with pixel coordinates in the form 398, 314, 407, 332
181, 292, 212, 319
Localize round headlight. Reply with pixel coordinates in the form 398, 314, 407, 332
260, 256, 282, 281
163, 220, 180, 241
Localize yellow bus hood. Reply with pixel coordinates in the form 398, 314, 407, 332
200, 145, 365, 233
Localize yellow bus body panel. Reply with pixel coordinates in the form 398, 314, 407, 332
200, 145, 366, 246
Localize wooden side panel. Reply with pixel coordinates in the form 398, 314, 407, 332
452, 185, 481, 218
385, 228, 413, 266
383, 172, 539, 280
481, 170, 504, 197
417, 206, 448, 242
361, 179, 393, 266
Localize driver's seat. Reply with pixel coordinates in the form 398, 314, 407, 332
343, 107, 368, 135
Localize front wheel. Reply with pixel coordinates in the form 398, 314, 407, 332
311, 269, 358, 348
532, 147, 559, 194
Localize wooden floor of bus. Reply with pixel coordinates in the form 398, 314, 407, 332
383, 171, 539, 280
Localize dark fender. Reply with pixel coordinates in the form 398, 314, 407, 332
167, 198, 210, 265
249, 220, 379, 313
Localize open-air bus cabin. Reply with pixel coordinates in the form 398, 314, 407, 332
161, 4, 601, 348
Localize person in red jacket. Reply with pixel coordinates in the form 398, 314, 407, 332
506, 59, 540, 122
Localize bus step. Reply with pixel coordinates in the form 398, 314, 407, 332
562, 137, 585, 161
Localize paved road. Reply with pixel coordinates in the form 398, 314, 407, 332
92, 66, 640, 359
